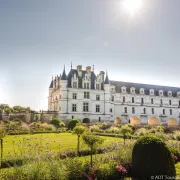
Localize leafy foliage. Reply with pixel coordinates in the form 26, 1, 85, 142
68, 119, 80, 130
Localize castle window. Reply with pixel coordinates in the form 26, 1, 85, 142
96, 95, 100, 101
130, 87, 135, 94
159, 90, 163, 96
141, 98, 144, 104
143, 108, 146, 114
121, 86, 126, 93
168, 91, 172, 96
111, 96, 114, 102
150, 89, 154, 95
84, 83, 86, 89
140, 88, 144, 94
110, 108, 112, 113
169, 100, 171, 105
160, 99, 163, 105
177, 92, 180, 97
124, 107, 127, 113
84, 92, 90, 99
83, 103, 89, 112
132, 107, 135, 114
72, 104, 77, 112
73, 82, 77, 88
163, 109, 165, 115
87, 83, 90, 89
96, 105, 100, 112
73, 93, 77, 99
123, 96, 125, 103
170, 109, 172, 115
151, 98, 153, 104
152, 108, 154, 114
96, 84, 100, 90
132, 97, 134, 103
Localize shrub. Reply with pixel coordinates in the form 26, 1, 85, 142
134, 128, 147, 136
89, 125, 102, 133
50, 118, 61, 128
106, 126, 119, 134
119, 125, 133, 144
67, 119, 80, 130
174, 131, 180, 141
132, 135, 176, 179
99, 122, 110, 130
40, 123, 56, 131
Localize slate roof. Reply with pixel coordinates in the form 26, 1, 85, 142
110, 80, 180, 97
104, 74, 110, 84
49, 80, 53, 88
61, 66, 67, 80
67, 69, 97, 89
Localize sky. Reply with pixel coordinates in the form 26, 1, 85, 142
1, 0, 180, 110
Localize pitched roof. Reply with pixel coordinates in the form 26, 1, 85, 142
110, 80, 180, 97
61, 66, 67, 80
104, 73, 110, 84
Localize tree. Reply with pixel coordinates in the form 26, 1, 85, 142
0, 128, 6, 168
82, 133, 104, 166
68, 119, 80, 130
119, 125, 133, 144
73, 125, 87, 155
50, 118, 61, 128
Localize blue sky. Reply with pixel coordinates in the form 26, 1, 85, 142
1, 0, 180, 110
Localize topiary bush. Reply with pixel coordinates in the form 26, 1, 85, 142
132, 135, 176, 180
50, 118, 61, 128
67, 119, 80, 130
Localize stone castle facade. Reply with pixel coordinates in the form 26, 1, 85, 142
48, 64, 180, 125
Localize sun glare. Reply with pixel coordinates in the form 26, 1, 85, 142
123, 0, 143, 15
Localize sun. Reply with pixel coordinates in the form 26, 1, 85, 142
123, 0, 143, 15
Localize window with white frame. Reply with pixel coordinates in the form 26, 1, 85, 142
96, 84, 100, 90
83, 102, 89, 112
159, 90, 163, 96
111, 95, 114, 102
96, 105, 100, 112
177, 92, 180, 97
140, 88, 144, 94
169, 100, 172, 105
84, 92, 90, 99
73, 93, 77, 99
152, 108, 154, 114
168, 91, 172, 96
72, 104, 77, 112
170, 109, 172, 115
121, 86, 126, 93
130, 87, 135, 94
73, 82, 77, 88
96, 95, 100, 101
151, 98, 153, 104
87, 83, 90, 89
124, 107, 127, 113
132, 107, 135, 114
150, 89, 154, 95
132, 97, 134, 103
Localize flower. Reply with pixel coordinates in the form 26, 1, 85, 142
117, 164, 127, 174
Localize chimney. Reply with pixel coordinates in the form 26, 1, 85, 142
86, 66, 91, 73
77, 65, 82, 71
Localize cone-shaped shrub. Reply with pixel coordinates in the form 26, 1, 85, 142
132, 135, 176, 180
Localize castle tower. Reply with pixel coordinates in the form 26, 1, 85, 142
48, 76, 54, 110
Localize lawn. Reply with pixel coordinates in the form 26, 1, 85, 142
2, 133, 121, 159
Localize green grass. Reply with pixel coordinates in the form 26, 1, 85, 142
2, 133, 121, 159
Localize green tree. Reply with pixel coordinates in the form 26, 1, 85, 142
82, 133, 104, 166
50, 118, 61, 128
0, 128, 6, 168
119, 125, 133, 144
68, 119, 80, 130
73, 125, 87, 155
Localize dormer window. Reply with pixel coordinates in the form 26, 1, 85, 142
177, 91, 180, 97
140, 88, 145, 94
150, 89, 154, 95
168, 91, 172, 96
84, 83, 90, 89
159, 90, 163, 96
121, 86, 126, 93
130, 87, 136, 94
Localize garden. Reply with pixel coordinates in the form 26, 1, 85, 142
0, 117, 180, 179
